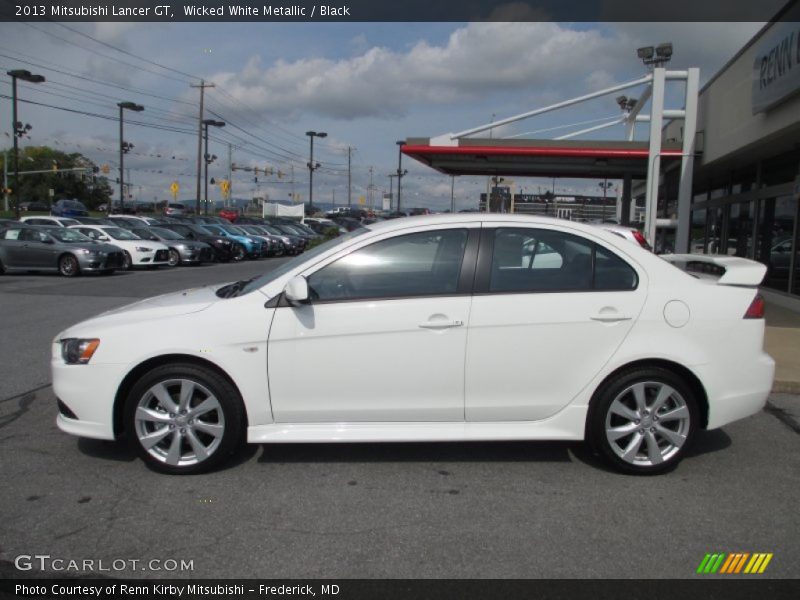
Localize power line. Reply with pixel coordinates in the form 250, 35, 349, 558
23, 22, 196, 85
51, 22, 202, 82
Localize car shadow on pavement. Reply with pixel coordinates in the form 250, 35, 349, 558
256, 441, 576, 464
76, 438, 260, 471
77, 438, 137, 462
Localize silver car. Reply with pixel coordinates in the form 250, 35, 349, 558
130, 226, 214, 266
0, 225, 125, 277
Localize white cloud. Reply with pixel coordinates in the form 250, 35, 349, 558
206, 22, 627, 121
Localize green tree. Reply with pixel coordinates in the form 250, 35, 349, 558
0, 146, 112, 209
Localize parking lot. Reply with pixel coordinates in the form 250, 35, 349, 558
1, 261, 799, 579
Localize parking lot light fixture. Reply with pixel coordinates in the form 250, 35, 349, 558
118, 102, 144, 213
202, 119, 225, 215
306, 131, 327, 212
7, 69, 45, 219
396, 140, 408, 213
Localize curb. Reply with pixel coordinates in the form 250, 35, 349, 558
772, 380, 800, 395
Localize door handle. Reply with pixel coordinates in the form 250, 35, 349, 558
590, 314, 632, 323
419, 319, 464, 329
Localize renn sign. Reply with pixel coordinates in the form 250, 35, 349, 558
752, 22, 800, 114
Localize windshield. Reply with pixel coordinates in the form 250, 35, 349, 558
58, 218, 81, 226
104, 227, 141, 240
49, 228, 91, 242
149, 227, 185, 240
260, 225, 282, 235
237, 228, 370, 296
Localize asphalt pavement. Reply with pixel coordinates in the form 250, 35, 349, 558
1, 261, 798, 579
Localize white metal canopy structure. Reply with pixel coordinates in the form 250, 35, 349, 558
403, 67, 700, 252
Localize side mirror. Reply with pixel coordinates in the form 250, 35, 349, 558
99, 235, 110, 241
284, 275, 309, 306
42, 238, 54, 244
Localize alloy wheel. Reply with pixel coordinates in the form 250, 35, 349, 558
59, 254, 79, 277
168, 249, 180, 267
604, 381, 691, 467
133, 379, 225, 467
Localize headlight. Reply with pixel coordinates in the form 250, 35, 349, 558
135, 246, 153, 252
61, 338, 100, 365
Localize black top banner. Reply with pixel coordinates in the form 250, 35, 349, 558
0, 0, 796, 22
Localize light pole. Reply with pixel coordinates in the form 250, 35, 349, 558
306, 130, 327, 213
117, 101, 144, 213
395, 140, 407, 213
388, 174, 397, 211
202, 119, 225, 215
7, 70, 45, 219
598, 180, 613, 222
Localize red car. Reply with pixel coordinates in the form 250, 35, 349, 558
218, 208, 239, 222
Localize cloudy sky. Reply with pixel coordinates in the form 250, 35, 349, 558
0, 20, 763, 210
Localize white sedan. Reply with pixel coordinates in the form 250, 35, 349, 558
68, 225, 170, 269
52, 215, 774, 474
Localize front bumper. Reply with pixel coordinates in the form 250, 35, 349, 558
76, 250, 125, 272
52, 357, 125, 441
178, 246, 213, 263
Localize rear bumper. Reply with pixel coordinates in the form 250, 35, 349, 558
702, 352, 775, 429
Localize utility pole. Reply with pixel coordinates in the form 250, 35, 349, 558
191, 79, 215, 215
451, 175, 455, 213
347, 146, 352, 206
227, 143, 233, 208
368, 166, 374, 209
290, 165, 295, 202
2, 150, 8, 212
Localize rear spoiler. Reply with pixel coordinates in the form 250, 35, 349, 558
661, 254, 767, 286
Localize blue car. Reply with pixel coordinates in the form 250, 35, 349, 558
51, 199, 89, 218
200, 224, 264, 259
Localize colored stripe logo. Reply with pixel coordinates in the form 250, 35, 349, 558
696, 553, 773, 574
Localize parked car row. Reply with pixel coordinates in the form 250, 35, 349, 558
0, 213, 333, 278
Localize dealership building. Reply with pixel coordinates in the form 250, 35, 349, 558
660, 0, 800, 299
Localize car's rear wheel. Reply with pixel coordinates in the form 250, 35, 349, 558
588, 367, 698, 475
168, 249, 180, 267
124, 363, 245, 474
58, 254, 80, 277
0, 258, 5, 274
122, 251, 132, 271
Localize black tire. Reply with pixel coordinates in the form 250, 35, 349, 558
231, 243, 246, 262
0, 258, 5, 274
123, 363, 245, 475
58, 253, 80, 277
587, 367, 699, 475
168, 249, 180, 267
122, 251, 132, 271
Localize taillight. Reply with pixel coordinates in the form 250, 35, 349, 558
744, 295, 765, 319
631, 229, 651, 250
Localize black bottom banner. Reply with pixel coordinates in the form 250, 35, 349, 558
2, 579, 800, 600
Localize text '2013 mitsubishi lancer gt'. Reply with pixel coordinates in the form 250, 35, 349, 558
52, 215, 774, 475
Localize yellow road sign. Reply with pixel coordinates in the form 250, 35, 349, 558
170, 181, 179, 200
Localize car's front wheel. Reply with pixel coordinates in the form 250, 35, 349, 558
121, 251, 132, 271
124, 363, 245, 474
167, 249, 180, 267
588, 367, 698, 475
58, 254, 80, 277
230, 243, 246, 262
